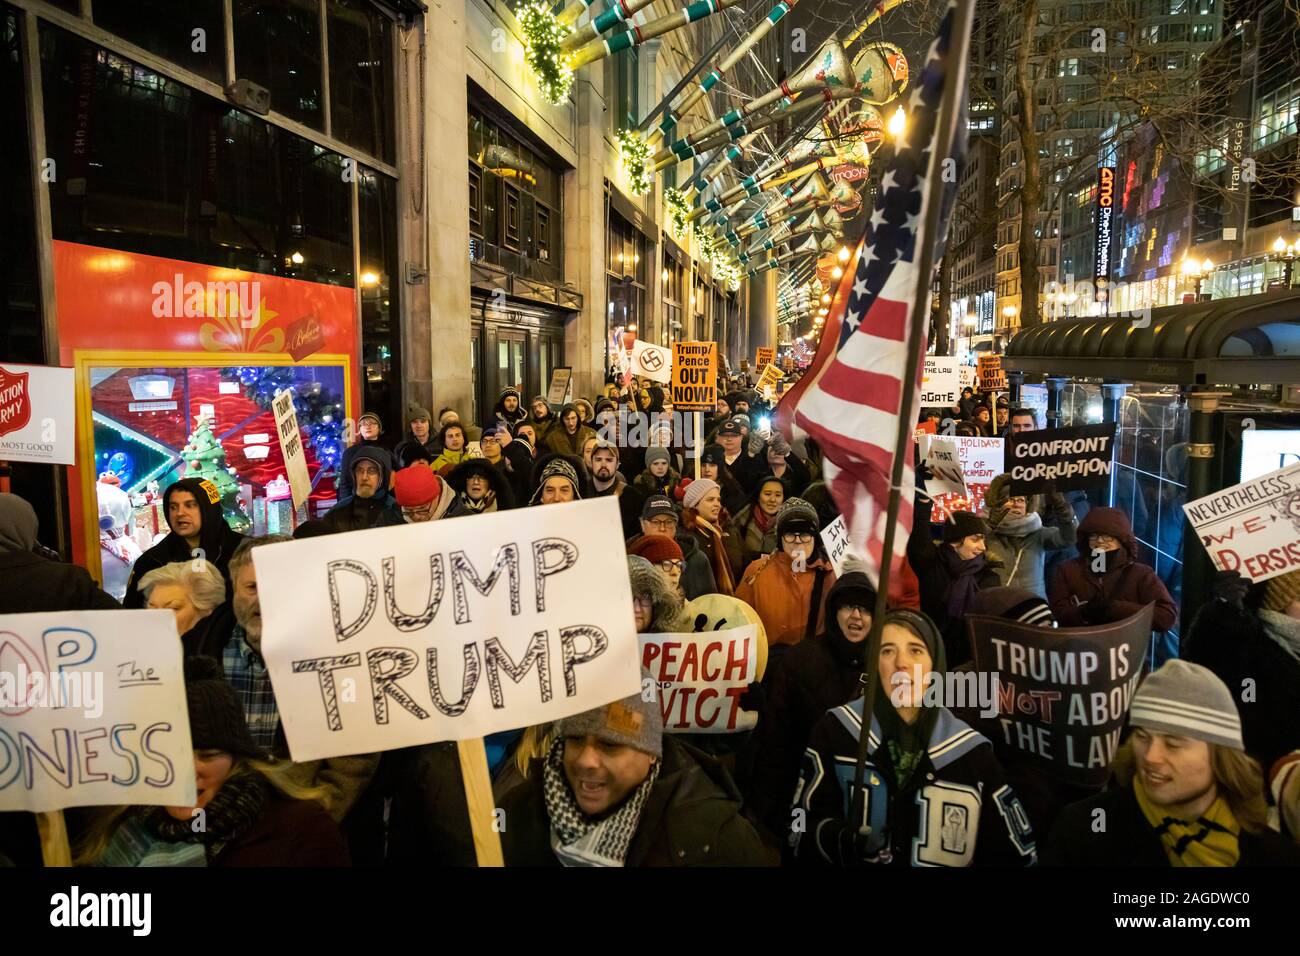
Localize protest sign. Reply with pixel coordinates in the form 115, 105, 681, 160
921, 357, 960, 406
968, 605, 1152, 787
273, 389, 312, 512
546, 367, 572, 405
639, 625, 759, 733
820, 514, 852, 576
919, 434, 968, 497
0, 610, 195, 812
1006, 423, 1117, 495
755, 347, 775, 369
913, 419, 937, 443
929, 435, 1004, 522
671, 342, 718, 411
1183, 462, 1300, 583
755, 363, 783, 394
958, 364, 976, 390
1018, 383, 1048, 426
630, 340, 672, 384
252, 497, 643, 762
977, 354, 1005, 392
0, 363, 75, 466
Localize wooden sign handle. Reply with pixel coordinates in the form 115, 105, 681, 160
36, 810, 72, 867
456, 738, 505, 867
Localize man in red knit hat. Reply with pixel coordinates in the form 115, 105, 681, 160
628, 533, 685, 596
393, 464, 456, 523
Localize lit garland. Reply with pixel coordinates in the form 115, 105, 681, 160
666, 188, 691, 240
519, 2, 575, 105
617, 129, 652, 195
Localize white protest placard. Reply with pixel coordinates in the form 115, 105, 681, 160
1182, 463, 1300, 583
954, 435, 1004, 484
252, 497, 643, 761
0, 363, 76, 466
273, 389, 312, 512
639, 624, 759, 733
921, 357, 960, 407
0, 610, 195, 812
958, 364, 976, 390
919, 434, 968, 497
630, 340, 673, 384
820, 514, 853, 576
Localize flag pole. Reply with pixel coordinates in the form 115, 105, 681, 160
849, 0, 974, 850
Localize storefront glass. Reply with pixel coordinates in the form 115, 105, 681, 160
91, 0, 226, 83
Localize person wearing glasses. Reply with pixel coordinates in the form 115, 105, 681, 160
735, 498, 836, 674
393, 464, 457, 523
628, 533, 687, 598
626, 494, 716, 599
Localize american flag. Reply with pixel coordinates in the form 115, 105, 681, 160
776, 1, 968, 588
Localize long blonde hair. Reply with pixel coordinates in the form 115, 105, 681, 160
513, 723, 555, 779
73, 757, 329, 865
1112, 739, 1269, 833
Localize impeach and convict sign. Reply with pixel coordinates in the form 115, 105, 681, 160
252, 498, 643, 762
639, 625, 759, 733
1183, 462, 1300, 583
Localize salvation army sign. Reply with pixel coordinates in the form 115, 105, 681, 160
1183, 462, 1300, 583
0, 363, 75, 466
0, 610, 195, 812
252, 497, 642, 762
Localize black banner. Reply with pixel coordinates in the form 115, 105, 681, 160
1006, 422, 1117, 495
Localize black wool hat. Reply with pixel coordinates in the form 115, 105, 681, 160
942, 509, 988, 544
183, 657, 265, 759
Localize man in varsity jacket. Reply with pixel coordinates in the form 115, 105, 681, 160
790, 608, 1038, 867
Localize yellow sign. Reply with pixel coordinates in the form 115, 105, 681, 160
672, 341, 718, 411
977, 354, 1006, 393
755, 347, 775, 369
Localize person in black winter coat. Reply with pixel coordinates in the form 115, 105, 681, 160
907, 494, 1002, 666
748, 572, 878, 838
1044, 660, 1300, 866
321, 445, 403, 533
497, 691, 774, 867
791, 608, 1037, 867
1182, 569, 1300, 770
0, 493, 119, 615
123, 477, 246, 609
445, 456, 517, 516
391, 404, 439, 469
486, 387, 528, 431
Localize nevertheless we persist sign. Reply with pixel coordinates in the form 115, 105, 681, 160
1183, 462, 1300, 583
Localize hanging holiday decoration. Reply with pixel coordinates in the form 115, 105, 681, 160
616, 129, 652, 195
520, 1, 576, 104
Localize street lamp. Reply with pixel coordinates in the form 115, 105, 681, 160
1271, 236, 1298, 288
1001, 304, 1018, 331
963, 313, 977, 364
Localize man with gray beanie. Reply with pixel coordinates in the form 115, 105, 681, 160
497, 688, 773, 866
1044, 660, 1300, 866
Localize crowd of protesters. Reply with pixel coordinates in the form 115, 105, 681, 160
1, 364, 1297, 870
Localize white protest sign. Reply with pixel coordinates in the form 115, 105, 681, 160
1019, 383, 1048, 426
252, 497, 643, 761
921, 357, 960, 407
820, 514, 853, 576
0, 610, 195, 812
639, 624, 759, 733
630, 340, 673, 384
920, 434, 968, 497
1182, 462, 1300, 583
0, 363, 76, 466
954, 435, 1004, 484
958, 364, 976, 390
273, 389, 312, 512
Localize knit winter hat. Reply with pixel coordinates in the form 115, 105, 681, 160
881, 607, 947, 675
530, 457, 582, 504
644, 446, 671, 468
405, 404, 432, 428
775, 497, 819, 539
1129, 659, 1244, 750
358, 411, 384, 432
767, 432, 792, 457
942, 509, 988, 544
556, 683, 663, 758
628, 534, 683, 565
394, 464, 441, 507
969, 586, 1057, 628
700, 443, 726, 466
681, 477, 719, 510
184, 657, 264, 758
1262, 569, 1300, 614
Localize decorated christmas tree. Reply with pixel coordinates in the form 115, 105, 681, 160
181, 412, 251, 533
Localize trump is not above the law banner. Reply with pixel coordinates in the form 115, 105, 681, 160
1005, 423, 1117, 495
639, 625, 759, 733
1183, 462, 1300, 583
968, 605, 1152, 788
252, 498, 643, 762
0, 610, 195, 813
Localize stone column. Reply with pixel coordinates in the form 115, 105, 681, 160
563, 67, 609, 400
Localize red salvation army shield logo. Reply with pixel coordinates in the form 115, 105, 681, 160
0, 367, 32, 438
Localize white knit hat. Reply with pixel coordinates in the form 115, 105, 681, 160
1129, 659, 1243, 750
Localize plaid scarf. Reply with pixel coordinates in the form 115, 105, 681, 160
1134, 776, 1241, 867
542, 739, 660, 867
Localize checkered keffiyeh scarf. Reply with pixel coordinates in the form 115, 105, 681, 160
543, 738, 660, 867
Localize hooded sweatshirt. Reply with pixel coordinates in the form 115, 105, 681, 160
123, 477, 246, 609
1048, 507, 1177, 631
529, 395, 557, 444
0, 494, 121, 614
322, 445, 404, 533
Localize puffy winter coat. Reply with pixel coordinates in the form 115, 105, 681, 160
0, 549, 120, 614
792, 699, 1038, 866
1043, 784, 1300, 866
1047, 507, 1177, 632
497, 737, 775, 867
983, 475, 1078, 598
735, 550, 835, 648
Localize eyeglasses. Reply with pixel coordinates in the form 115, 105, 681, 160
402, 504, 433, 520
645, 517, 677, 531
840, 604, 871, 617
657, 559, 685, 573
782, 532, 815, 544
